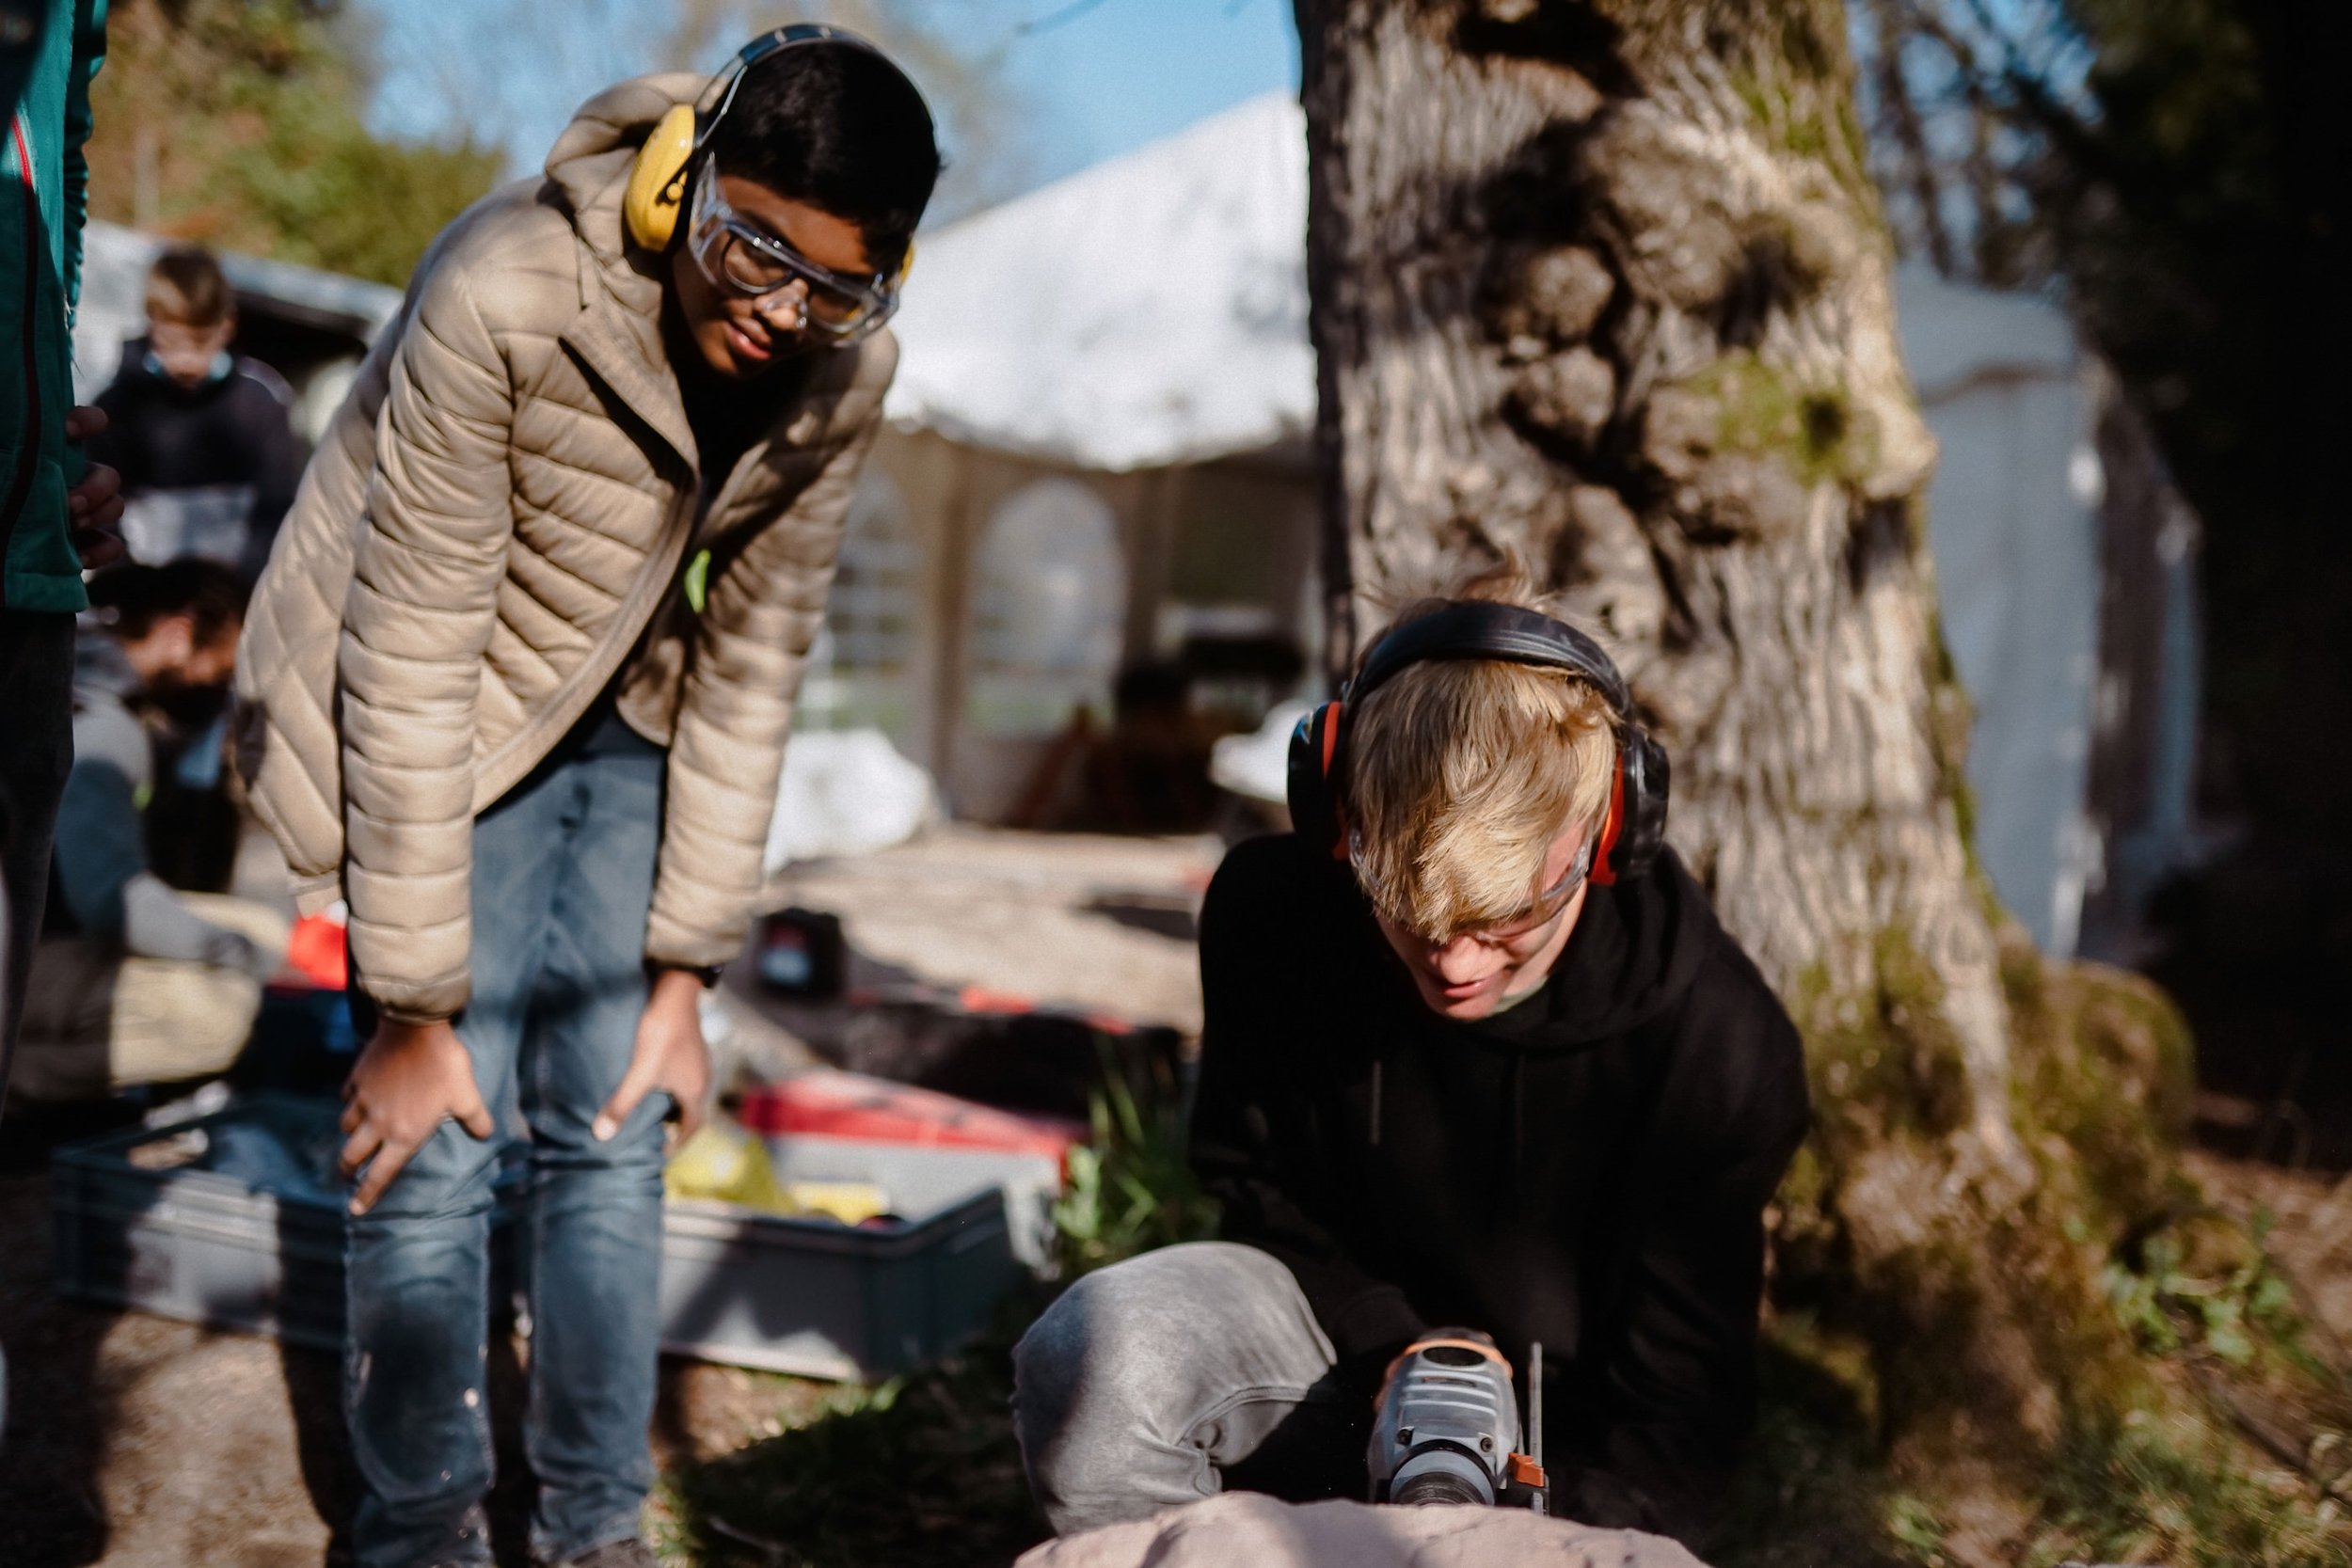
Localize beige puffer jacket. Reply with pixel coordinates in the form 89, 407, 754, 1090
235, 75, 894, 1022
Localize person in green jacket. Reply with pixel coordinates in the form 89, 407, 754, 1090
2, 0, 123, 1098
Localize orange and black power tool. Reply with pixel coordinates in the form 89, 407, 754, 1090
1367, 1332, 1549, 1512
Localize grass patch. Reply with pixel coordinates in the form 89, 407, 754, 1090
2026, 1412, 2352, 1568
654, 1046, 1216, 1566
1722, 1305, 2352, 1568
1050, 1053, 1219, 1279
1716, 1314, 1921, 1568
651, 1323, 1043, 1568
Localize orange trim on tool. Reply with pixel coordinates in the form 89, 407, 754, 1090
1384, 1335, 1515, 1386
1508, 1453, 1548, 1487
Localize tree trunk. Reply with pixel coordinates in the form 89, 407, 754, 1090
1292, 0, 2164, 1541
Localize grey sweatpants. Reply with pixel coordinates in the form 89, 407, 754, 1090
1012, 1242, 1374, 1537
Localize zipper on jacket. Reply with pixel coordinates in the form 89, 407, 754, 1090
467, 467, 699, 812
2, 114, 46, 539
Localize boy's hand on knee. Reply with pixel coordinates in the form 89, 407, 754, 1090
594, 967, 710, 1149
340, 1018, 497, 1215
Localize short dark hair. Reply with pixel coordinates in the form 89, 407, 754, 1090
87, 560, 249, 646
146, 245, 233, 327
702, 40, 941, 274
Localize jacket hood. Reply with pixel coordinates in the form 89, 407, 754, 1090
543, 73, 706, 267
1471, 846, 1717, 1051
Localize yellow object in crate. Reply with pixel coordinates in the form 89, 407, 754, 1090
664, 1125, 888, 1225
779, 1180, 891, 1226
665, 1125, 789, 1210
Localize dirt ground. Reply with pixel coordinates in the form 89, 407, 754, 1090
766, 825, 1220, 1036
5, 826, 2346, 1567
0, 1167, 905, 1568
2185, 1138, 2352, 1355
0, 827, 1217, 1568
23, 1142, 2343, 1568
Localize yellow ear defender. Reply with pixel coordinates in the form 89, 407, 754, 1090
624, 102, 702, 252
621, 22, 928, 269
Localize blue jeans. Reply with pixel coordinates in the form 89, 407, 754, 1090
346, 729, 671, 1567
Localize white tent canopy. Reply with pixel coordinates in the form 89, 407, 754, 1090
884, 93, 1313, 472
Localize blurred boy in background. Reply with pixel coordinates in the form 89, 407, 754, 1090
89, 244, 306, 579
9, 560, 286, 1104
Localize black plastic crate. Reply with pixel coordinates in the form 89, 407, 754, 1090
55, 1096, 1035, 1380
656, 1181, 1023, 1380
51, 1093, 362, 1352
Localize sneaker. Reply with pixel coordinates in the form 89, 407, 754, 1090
538, 1541, 660, 1568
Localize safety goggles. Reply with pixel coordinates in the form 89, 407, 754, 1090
1351, 829, 1596, 946
686, 160, 899, 342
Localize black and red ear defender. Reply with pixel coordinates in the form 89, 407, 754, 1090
1285, 601, 1671, 885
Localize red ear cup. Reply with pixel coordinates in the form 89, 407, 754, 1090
1286, 701, 1349, 859
1590, 753, 1628, 887
1320, 702, 1349, 861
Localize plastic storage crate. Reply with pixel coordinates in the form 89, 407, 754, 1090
737, 1070, 1078, 1270
646, 1072, 1076, 1378
655, 1136, 1034, 1380
55, 1088, 1052, 1381
52, 1094, 366, 1351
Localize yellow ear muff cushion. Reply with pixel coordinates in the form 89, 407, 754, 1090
625, 103, 700, 251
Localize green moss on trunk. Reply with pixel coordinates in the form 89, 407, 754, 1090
1677, 352, 1883, 490
1760, 932, 2348, 1563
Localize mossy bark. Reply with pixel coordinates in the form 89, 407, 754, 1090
1290, 1, 2190, 1552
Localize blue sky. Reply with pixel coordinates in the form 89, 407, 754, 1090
361, 0, 1300, 210
992, 0, 1301, 184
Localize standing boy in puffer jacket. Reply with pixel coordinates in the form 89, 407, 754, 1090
232, 29, 937, 1568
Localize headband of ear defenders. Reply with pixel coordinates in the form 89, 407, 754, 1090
1286, 599, 1672, 884
624, 22, 929, 273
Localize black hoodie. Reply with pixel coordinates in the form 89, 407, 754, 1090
1190, 832, 1810, 1542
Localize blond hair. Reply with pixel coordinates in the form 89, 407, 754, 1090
1343, 571, 1620, 941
